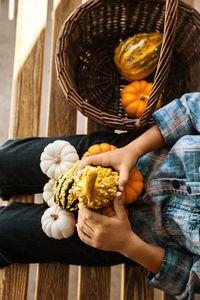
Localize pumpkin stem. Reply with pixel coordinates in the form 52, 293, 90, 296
51, 214, 58, 221
140, 94, 149, 101
54, 156, 61, 164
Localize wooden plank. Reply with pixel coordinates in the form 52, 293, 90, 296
0, 264, 29, 300
47, 0, 80, 137
0, 1, 48, 300
76, 119, 112, 300
9, 0, 47, 139
35, 263, 69, 299
35, 0, 81, 299
121, 264, 154, 300
77, 266, 111, 300
87, 119, 113, 133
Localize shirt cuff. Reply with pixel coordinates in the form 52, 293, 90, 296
147, 247, 192, 296
152, 94, 197, 149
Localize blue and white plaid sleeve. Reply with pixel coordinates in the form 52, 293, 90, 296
152, 93, 200, 149
147, 247, 193, 298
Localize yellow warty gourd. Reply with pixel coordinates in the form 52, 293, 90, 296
53, 163, 118, 211
73, 165, 118, 210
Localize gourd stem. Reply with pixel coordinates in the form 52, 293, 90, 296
54, 157, 61, 164
51, 214, 58, 221
140, 94, 149, 100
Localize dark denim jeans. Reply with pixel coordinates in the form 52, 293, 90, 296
0, 131, 137, 267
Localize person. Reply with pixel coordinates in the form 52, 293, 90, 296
0, 92, 200, 299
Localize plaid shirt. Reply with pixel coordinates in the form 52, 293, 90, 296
130, 93, 200, 299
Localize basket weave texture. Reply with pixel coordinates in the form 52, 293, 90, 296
56, 0, 200, 131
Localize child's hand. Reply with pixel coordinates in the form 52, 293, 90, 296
76, 125, 165, 191
76, 146, 139, 191
76, 192, 133, 253
77, 192, 165, 274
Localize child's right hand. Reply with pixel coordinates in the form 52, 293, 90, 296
76, 125, 166, 191
76, 145, 139, 192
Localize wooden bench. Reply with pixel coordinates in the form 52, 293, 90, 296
0, 0, 184, 299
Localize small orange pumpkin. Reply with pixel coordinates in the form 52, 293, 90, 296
82, 143, 117, 157
83, 144, 143, 206
121, 80, 162, 118
98, 205, 116, 217
98, 204, 129, 217
122, 167, 143, 204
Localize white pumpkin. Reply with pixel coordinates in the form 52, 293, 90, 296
40, 140, 79, 179
41, 205, 76, 239
43, 178, 55, 207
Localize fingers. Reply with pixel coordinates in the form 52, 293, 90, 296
113, 192, 126, 217
76, 206, 95, 246
78, 203, 108, 225
76, 154, 104, 176
118, 166, 130, 191
77, 204, 108, 248
77, 213, 94, 236
76, 222, 94, 246
78, 214, 94, 236
76, 149, 117, 176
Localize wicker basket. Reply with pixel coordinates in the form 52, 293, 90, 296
56, 0, 200, 131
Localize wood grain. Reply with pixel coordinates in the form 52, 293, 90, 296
77, 266, 111, 300
1, 1, 48, 300
87, 119, 113, 133
121, 264, 154, 300
75, 118, 113, 300
47, 0, 80, 137
35, 263, 69, 300
35, 1, 81, 299
9, 0, 47, 139
0, 264, 29, 300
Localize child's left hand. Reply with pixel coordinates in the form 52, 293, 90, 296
76, 192, 133, 253
77, 193, 165, 275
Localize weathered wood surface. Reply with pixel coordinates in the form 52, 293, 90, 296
87, 119, 113, 133
77, 266, 111, 300
75, 119, 113, 300
0, 264, 29, 300
9, 0, 47, 139
35, 263, 69, 300
0, 1, 48, 300
35, 1, 81, 299
47, 0, 80, 137
121, 264, 154, 300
